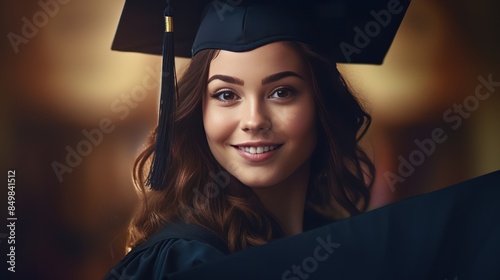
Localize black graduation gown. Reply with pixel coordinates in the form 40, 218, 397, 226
104, 203, 331, 279
104, 222, 230, 280
106, 170, 500, 280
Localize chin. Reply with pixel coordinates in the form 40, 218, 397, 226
242, 181, 276, 189
232, 170, 288, 189
237, 177, 276, 189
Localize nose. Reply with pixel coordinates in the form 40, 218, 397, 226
240, 99, 272, 133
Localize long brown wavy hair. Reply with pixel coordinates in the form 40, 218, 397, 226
129, 41, 375, 252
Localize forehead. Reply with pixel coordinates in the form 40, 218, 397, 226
208, 42, 308, 78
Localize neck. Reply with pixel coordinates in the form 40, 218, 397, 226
251, 161, 310, 237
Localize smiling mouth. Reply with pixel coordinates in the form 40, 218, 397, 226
233, 145, 283, 154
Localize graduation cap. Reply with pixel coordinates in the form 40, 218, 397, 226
165, 170, 500, 279
112, 0, 410, 190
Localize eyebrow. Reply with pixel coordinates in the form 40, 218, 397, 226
262, 71, 304, 85
207, 71, 304, 86
207, 75, 244, 85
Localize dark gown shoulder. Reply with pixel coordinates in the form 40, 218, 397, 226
105, 222, 229, 280
303, 205, 336, 231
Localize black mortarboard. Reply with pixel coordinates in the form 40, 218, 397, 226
112, 0, 410, 190
166, 170, 500, 279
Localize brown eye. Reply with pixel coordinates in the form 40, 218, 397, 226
212, 90, 239, 102
270, 88, 294, 99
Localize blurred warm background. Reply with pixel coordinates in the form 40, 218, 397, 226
338, 0, 500, 208
0, 0, 499, 279
1, 1, 166, 279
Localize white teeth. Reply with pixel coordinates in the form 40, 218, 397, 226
238, 145, 279, 154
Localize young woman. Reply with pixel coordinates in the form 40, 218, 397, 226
106, 0, 407, 278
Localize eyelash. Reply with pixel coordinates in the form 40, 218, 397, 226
210, 89, 239, 103
269, 87, 296, 99
210, 87, 296, 103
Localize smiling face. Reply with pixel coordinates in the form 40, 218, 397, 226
202, 42, 317, 188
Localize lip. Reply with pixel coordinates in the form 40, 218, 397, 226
233, 141, 281, 147
231, 142, 283, 163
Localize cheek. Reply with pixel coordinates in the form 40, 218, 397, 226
202, 103, 236, 146
277, 100, 316, 144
